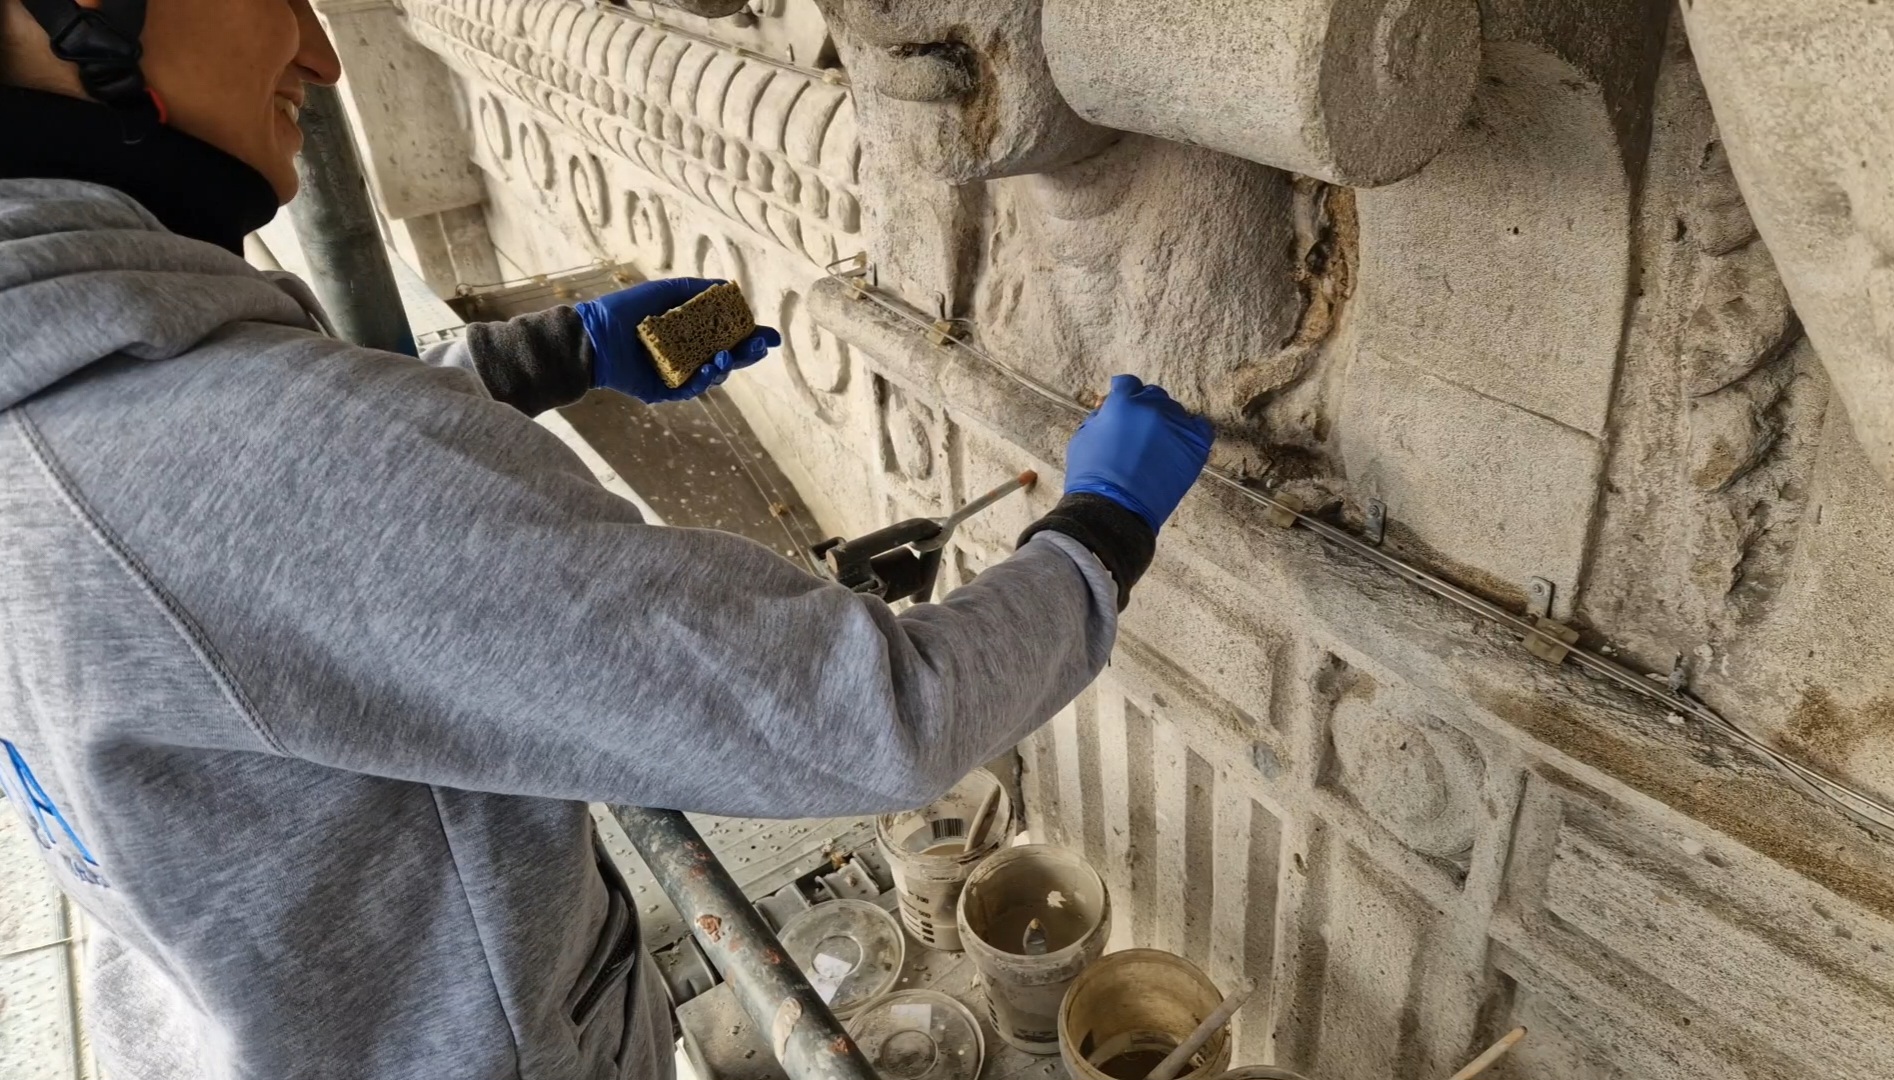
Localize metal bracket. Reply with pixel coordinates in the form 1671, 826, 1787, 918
825, 252, 874, 298
1526, 576, 1554, 619
1521, 577, 1579, 664
1264, 492, 1301, 529
926, 294, 958, 346
1364, 498, 1386, 546
1524, 617, 1581, 665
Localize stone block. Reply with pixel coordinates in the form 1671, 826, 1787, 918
1116, 561, 1285, 736
1340, 351, 1604, 614
1683, 0, 1894, 482
1515, 779, 1894, 1080
1355, 42, 1633, 435
323, 0, 485, 220
1042, 0, 1480, 186
1306, 844, 1451, 1080
814, 0, 1116, 183
1316, 664, 1485, 865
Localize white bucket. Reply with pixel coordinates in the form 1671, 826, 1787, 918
875, 769, 1013, 953
957, 844, 1112, 1054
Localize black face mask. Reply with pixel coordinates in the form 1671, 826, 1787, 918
0, 87, 280, 254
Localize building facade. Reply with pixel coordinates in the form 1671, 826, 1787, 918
324, 1, 1894, 1076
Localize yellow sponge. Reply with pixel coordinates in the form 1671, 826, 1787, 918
636, 282, 758, 389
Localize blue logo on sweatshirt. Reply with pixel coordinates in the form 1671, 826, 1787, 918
3, 740, 108, 888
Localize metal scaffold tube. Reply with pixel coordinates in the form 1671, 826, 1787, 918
611, 806, 880, 1080
287, 83, 416, 356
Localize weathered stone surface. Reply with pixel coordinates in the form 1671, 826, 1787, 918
1320, 665, 1486, 862
1681, 237, 1799, 399
1042, 0, 1481, 186
977, 135, 1303, 425
813, 0, 1114, 184
1681, 0, 1894, 484
1355, 40, 1634, 437
1579, 21, 1894, 818
346, 1, 1894, 1076
315, 0, 485, 221
1340, 350, 1605, 615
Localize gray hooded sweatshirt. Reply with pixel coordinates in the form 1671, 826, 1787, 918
0, 178, 1120, 1079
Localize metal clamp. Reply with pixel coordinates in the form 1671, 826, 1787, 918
1264, 491, 1301, 529
824, 252, 874, 299
1525, 577, 1554, 619
1521, 577, 1579, 665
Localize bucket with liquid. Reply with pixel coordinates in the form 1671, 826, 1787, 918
876, 769, 1013, 952
1058, 949, 1234, 1080
956, 843, 1111, 1054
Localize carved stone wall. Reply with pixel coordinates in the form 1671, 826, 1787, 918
347, 1, 1894, 1075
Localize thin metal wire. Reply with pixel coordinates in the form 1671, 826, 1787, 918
451, 261, 621, 297
691, 390, 824, 573
819, 264, 1894, 841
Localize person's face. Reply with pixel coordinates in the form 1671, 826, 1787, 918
816, 0, 1113, 183
141, 0, 342, 200
5, 0, 341, 200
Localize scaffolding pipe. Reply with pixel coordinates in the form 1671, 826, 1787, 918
287, 83, 416, 356
611, 806, 879, 1080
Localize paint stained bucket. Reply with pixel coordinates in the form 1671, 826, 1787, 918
876, 769, 1013, 952
1058, 949, 1234, 1080
956, 844, 1111, 1054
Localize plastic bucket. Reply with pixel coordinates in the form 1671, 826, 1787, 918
1058, 949, 1234, 1080
957, 844, 1111, 1054
876, 769, 1013, 952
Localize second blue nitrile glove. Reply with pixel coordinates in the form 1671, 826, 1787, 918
1063, 374, 1215, 532
574, 277, 782, 404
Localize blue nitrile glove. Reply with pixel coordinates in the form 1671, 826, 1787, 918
1063, 374, 1215, 532
574, 277, 782, 404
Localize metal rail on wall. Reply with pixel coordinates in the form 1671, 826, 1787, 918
816, 256, 1894, 843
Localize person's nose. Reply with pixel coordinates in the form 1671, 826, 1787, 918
292, 0, 344, 86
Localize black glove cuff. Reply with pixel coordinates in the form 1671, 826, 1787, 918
462, 305, 594, 416
1017, 493, 1156, 611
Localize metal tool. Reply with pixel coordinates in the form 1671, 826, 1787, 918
810, 471, 1037, 603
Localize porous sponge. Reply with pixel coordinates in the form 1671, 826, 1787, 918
636, 282, 758, 389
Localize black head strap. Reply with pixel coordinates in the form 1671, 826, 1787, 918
19, 0, 162, 142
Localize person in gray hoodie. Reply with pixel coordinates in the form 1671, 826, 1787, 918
0, 0, 1214, 1078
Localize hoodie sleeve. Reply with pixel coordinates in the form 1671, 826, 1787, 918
48, 330, 1118, 818
421, 307, 593, 416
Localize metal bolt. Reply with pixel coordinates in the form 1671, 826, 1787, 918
1526, 577, 1555, 619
